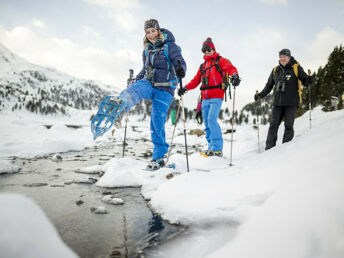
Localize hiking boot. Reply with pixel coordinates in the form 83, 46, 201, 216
213, 151, 223, 157
203, 149, 214, 156
146, 159, 165, 171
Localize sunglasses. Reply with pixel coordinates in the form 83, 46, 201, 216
201, 45, 212, 53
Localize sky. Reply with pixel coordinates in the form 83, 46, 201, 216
0, 0, 343, 109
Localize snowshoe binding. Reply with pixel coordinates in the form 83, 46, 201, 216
200, 150, 223, 157
145, 159, 165, 171
91, 96, 127, 140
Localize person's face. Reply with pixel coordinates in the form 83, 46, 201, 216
204, 49, 215, 56
279, 55, 290, 66
202, 45, 215, 56
146, 28, 159, 44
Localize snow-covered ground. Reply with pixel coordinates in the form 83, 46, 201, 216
0, 193, 77, 258
95, 107, 344, 258
1, 106, 343, 257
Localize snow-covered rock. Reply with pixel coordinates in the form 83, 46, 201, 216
101, 195, 124, 205
0, 160, 20, 174
75, 165, 104, 174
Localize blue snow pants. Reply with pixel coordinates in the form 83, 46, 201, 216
202, 98, 223, 151
120, 79, 173, 160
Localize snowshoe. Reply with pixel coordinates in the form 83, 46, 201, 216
200, 150, 213, 157
200, 150, 223, 157
91, 96, 127, 140
144, 159, 166, 171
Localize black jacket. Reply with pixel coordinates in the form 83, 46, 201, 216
259, 57, 311, 107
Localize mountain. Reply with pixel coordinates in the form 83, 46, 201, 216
0, 43, 119, 115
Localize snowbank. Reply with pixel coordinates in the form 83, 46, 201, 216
0, 160, 20, 174
0, 193, 77, 258
97, 108, 344, 258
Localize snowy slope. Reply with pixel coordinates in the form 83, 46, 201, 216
96, 108, 344, 258
0, 42, 119, 115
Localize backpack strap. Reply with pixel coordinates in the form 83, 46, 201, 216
293, 62, 302, 105
273, 66, 278, 76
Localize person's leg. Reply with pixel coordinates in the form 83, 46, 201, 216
120, 79, 153, 111
150, 88, 173, 160
201, 99, 211, 150
207, 98, 223, 151
265, 106, 283, 150
282, 106, 297, 143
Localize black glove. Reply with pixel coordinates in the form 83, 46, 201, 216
254, 93, 261, 101
231, 74, 241, 87
178, 87, 187, 97
176, 66, 185, 78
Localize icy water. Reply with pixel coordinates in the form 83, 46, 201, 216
0, 139, 182, 258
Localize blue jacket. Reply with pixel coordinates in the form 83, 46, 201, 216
136, 28, 186, 95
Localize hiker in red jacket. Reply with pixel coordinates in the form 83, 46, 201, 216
178, 37, 240, 157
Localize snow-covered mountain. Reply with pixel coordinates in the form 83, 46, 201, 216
0, 43, 119, 115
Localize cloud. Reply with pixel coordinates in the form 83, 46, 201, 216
32, 18, 46, 29
83, 0, 142, 32
260, 0, 288, 4
0, 25, 141, 88
303, 26, 344, 71
81, 25, 104, 41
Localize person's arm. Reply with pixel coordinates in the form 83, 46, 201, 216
135, 51, 146, 81
185, 68, 202, 90
259, 69, 275, 98
169, 42, 187, 75
219, 57, 238, 76
297, 65, 312, 87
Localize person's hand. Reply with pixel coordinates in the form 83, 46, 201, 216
254, 92, 260, 101
178, 87, 187, 97
231, 74, 241, 86
176, 67, 185, 78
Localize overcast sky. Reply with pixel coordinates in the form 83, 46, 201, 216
0, 0, 343, 109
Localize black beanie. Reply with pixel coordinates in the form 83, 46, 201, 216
144, 19, 160, 31
279, 49, 291, 57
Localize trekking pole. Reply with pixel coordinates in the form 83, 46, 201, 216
307, 69, 312, 130
122, 69, 134, 158
229, 85, 236, 167
177, 60, 190, 172
166, 103, 181, 163
256, 90, 260, 153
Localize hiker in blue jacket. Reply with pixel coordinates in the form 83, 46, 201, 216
115, 19, 186, 170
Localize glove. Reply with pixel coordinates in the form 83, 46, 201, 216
231, 74, 241, 87
176, 66, 185, 78
178, 87, 187, 97
254, 93, 260, 101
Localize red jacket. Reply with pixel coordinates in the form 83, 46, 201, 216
185, 52, 238, 99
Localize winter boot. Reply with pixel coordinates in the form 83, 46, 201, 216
213, 151, 223, 157
200, 149, 214, 157
146, 159, 165, 171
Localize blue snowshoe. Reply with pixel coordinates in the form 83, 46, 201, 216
91, 96, 127, 140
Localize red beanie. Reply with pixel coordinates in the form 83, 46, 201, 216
203, 37, 215, 50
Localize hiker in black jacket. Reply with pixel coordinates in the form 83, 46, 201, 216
255, 49, 312, 150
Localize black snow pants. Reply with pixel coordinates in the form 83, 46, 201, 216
265, 106, 297, 150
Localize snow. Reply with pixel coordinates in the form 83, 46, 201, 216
0, 193, 77, 258
0, 159, 20, 174
96, 107, 344, 258
0, 110, 103, 158
75, 165, 103, 174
